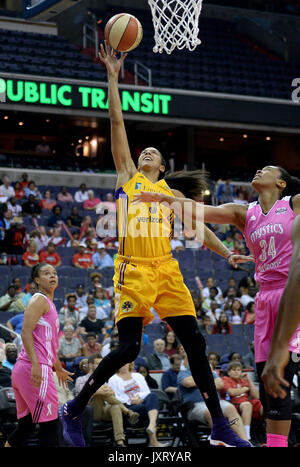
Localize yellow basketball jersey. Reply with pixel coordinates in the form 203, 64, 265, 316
116, 171, 175, 258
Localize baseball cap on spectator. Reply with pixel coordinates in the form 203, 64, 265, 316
98, 242, 106, 249
76, 284, 85, 289
79, 243, 86, 248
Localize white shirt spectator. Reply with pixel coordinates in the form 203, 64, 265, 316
240, 294, 253, 308
108, 372, 150, 405
7, 202, 22, 217
0, 184, 15, 202
74, 190, 89, 203
202, 286, 223, 301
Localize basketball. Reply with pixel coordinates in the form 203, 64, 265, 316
104, 13, 143, 52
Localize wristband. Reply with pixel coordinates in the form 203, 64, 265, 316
226, 252, 234, 261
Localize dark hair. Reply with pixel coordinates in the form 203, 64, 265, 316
87, 352, 102, 364
137, 364, 149, 376
208, 351, 220, 362
227, 361, 242, 372
164, 170, 208, 200
246, 301, 255, 312
278, 167, 300, 198
163, 330, 178, 350
229, 352, 242, 361
86, 332, 97, 339
170, 353, 182, 364
209, 286, 218, 294
30, 262, 49, 284
215, 312, 231, 334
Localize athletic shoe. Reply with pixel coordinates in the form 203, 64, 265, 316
58, 401, 85, 447
210, 421, 252, 447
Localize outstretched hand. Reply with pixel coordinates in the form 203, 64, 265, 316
228, 254, 255, 268
98, 41, 128, 77
132, 191, 164, 205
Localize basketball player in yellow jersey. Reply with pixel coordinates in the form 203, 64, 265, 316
59, 43, 252, 447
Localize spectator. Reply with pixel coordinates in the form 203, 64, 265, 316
6, 218, 26, 255
7, 196, 22, 217
13, 182, 25, 200
163, 330, 179, 357
82, 332, 102, 357
74, 183, 89, 203
178, 344, 189, 370
243, 342, 255, 370
28, 227, 48, 252
66, 229, 80, 247
73, 243, 94, 269
22, 194, 42, 216
67, 206, 83, 228
222, 234, 234, 251
0, 285, 25, 313
162, 353, 182, 399
212, 311, 232, 334
221, 287, 238, 313
83, 190, 102, 211
35, 136, 51, 154
239, 285, 257, 308
93, 287, 111, 318
101, 327, 119, 357
24, 181, 41, 200
199, 314, 212, 335
0, 347, 12, 386
222, 362, 263, 441
72, 284, 87, 311
100, 192, 117, 213
108, 363, 167, 447
242, 301, 255, 325
208, 352, 221, 371
202, 287, 222, 316
58, 324, 82, 365
147, 339, 171, 371
229, 299, 244, 325
11, 278, 23, 295
19, 173, 29, 190
81, 215, 97, 238
20, 281, 37, 308
6, 309, 25, 336
59, 293, 81, 327
75, 354, 138, 447
2, 208, 12, 230
39, 242, 62, 267
202, 277, 223, 301
48, 204, 67, 228
40, 189, 57, 211
217, 179, 235, 204
177, 362, 249, 443
136, 364, 158, 389
48, 227, 66, 248
57, 186, 74, 203
92, 246, 114, 269
0, 176, 15, 202
205, 299, 222, 324
90, 271, 103, 288
79, 305, 104, 338
2, 342, 18, 370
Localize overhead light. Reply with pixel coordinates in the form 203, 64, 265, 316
219, 137, 224, 142
85, 136, 89, 140
266, 136, 271, 141
45, 118, 50, 123
18, 121, 24, 126
204, 189, 211, 196
243, 134, 248, 138
78, 139, 83, 144
4, 115, 8, 120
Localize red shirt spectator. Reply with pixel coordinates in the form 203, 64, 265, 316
39, 242, 62, 267
22, 251, 39, 267
73, 244, 94, 269
14, 182, 25, 200
212, 312, 232, 334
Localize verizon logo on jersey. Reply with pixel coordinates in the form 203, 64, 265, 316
250, 223, 284, 243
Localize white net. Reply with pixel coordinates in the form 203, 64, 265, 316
148, 0, 203, 54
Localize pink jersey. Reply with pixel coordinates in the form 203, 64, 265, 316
244, 196, 296, 287
18, 292, 59, 367
244, 196, 300, 360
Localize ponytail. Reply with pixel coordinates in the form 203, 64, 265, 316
278, 167, 300, 198
164, 170, 209, 200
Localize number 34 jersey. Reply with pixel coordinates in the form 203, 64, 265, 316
243, 196, 296, 288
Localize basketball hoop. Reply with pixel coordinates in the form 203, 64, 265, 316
148, 0, 203, 54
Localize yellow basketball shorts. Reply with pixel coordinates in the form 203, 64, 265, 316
113, 253, 196, 326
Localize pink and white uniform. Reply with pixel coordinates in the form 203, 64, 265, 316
12, 292, 60, 422
244, 196, 300, 362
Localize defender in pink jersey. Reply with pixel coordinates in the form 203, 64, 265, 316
5, 263, 73, 448
133, 165, 300, 447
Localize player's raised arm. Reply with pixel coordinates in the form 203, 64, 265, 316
133, 191, 247, 232
99, 42, 136, 188
262, 215, 300, 398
